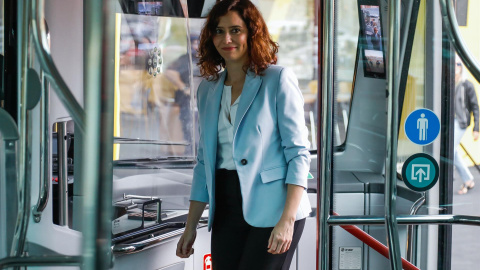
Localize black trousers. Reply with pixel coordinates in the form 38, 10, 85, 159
211, 169, 306, 270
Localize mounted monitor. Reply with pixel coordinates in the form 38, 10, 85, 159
118, 0, 259, 18
117, 0, 185, 17
357, 1, 386, 79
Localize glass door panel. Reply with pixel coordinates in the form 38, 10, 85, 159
323, 0, 480, 269
450, 1, 480, 269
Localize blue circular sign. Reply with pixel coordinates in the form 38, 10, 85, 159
404, 109, 440, 146
401, 153, 439, 192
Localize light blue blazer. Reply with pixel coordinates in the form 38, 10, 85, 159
190, 65, 312, 230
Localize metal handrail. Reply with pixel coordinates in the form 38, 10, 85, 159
81, 0, 115, 268
328, 214, 480, 226
0, 256, 82, 269
406, 192, 426, 264
0, 110, 19, 141
4, 0, 112, 268
31, 0, 85, 132
8, 0, 84, 268
439, 0, 480, 83
385, 0, 402, 268
124, 194, 160, 200
112, 228, 186, 255
32, 72, 50, 222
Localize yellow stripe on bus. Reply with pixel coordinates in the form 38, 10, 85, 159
113, 13, 122, 161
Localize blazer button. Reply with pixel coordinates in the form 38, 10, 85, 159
241, 159, 248, 165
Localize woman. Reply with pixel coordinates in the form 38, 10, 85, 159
176, 0, 312, 269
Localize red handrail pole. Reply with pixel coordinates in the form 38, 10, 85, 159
332, 212, 420, 270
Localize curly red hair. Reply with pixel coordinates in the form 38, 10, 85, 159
197, 0, 279, 80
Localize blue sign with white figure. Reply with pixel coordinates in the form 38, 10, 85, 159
402, 153, 439, 192
404, 108, 440, 145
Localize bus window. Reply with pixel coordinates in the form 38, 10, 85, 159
256, 0, 319, 149
334, 0, 360, 146
114, 12, 196, 160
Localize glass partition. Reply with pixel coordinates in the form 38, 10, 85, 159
111, 2, 195, 239
326, 0, 480, 269
329, 0, 434, 269
257, 0, 320, 149
333, 0, 359, 146
451, 1, 480, 269
455, 0, 480, 170
115, 13, 195, 159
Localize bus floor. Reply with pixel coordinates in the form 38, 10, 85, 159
452, 166, 480, 270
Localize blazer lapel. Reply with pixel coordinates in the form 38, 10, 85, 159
233, 70, 262, 140
204, 71, 226, 172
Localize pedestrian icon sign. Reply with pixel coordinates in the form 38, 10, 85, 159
404, 109, 440, 145
402, 153, 439, 192
417, 113, 428, 141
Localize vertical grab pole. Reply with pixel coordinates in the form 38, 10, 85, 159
33, 72, 50, 222
11, 0, 31, 258
406, 192, 426, 264
318, 0, 334, 269
82, 0, 115, 269
385, 0, 403, 269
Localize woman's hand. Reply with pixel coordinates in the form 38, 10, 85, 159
176, 201, 206, 258
176, 228, 197, 258
267, 217, 295, 254
267, 184, 304, 254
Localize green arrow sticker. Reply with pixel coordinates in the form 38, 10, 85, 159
401, 153, 439, 192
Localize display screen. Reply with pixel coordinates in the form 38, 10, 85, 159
359, 4, 385, 78
138, 2, 163, 15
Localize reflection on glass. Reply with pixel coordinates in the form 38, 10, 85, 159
137, 1, 164, 16
118, 0, 185, 17
452, 3, 480, 267
358, 4, 385, 79
112, 10, 197, 239
258, 0, 318, 149
456, 0, 480, 168
397, 1, 425, 172
115, 13, 195, 159
334, 0, 359, 145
